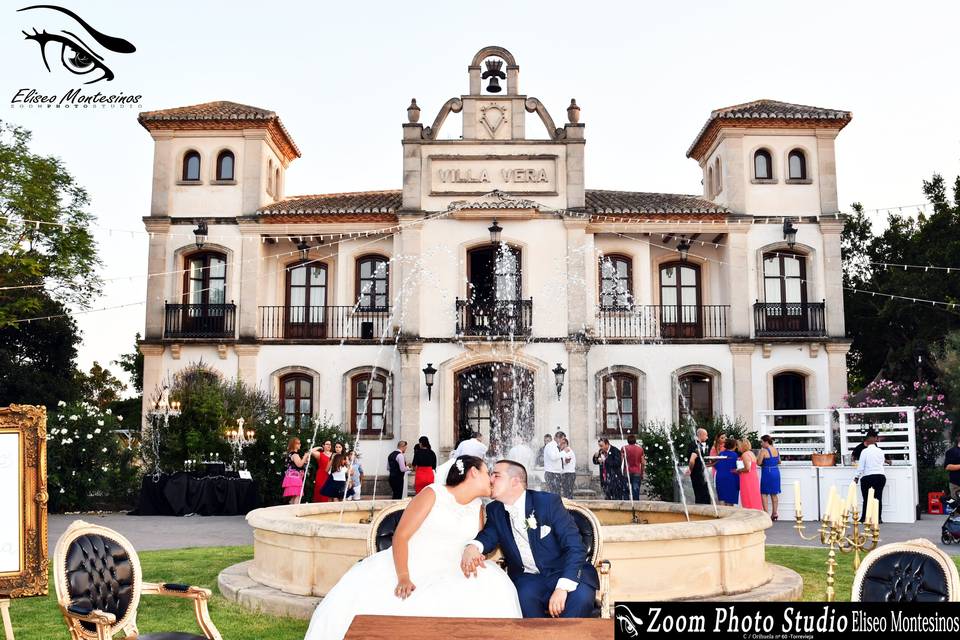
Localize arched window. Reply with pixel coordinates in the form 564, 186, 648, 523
216, 150, 234, 181
754, 149, 772, 180
183, 251, 226, 306
714, 157, 722, 192
788, 149, 807, 180
773, 371, 807, 427
267, 160, 274, 195
274, 168, 281, 197
352, 372, 388, 436
599, 254, 632, 309
707, 166, 714, 197
280, 374, 312, 429
601, 372, 640, 434
357, 255, 389, 310
182, 151, 201, 182
678, 372, 713, 425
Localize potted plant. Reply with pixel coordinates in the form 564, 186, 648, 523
811, 449, 836, 467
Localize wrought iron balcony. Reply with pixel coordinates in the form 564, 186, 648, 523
753, 301, 826, 337
595, 305, 729, 340
164, 303, 236, 339
259, 305, 393, 340
456, 298, 533, 336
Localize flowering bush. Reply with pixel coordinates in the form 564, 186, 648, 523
912, 380, 950, 468
47, 400, 141, 512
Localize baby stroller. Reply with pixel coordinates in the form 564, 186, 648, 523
942, 498, 960, 544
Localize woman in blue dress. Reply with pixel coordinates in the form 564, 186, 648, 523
714, 438, 740, 506
758, 434, 782, 520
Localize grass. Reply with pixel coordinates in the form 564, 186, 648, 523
9, 544, 960, 637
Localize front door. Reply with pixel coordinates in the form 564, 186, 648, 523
660, 262, 702, 338
183, 252, 227, 335
763, 252, 808, 333
455, 363, 534, 457
285, 261, 327, 338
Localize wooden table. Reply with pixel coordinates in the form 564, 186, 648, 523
345, 615, 612, 639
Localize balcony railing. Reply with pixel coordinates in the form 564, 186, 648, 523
456, 298, 533, 336
595, 305, 729, 339
259, 305, 393, 340
164, 303, 236, 339
753, 302, 826, 337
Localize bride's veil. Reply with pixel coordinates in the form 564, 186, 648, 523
433, 457, 457, 487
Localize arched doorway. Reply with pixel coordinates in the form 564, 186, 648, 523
455, 362, 534, 457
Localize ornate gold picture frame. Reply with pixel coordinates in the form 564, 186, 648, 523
0, 405, 48, 598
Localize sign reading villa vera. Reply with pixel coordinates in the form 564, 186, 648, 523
429, 156, 558, 194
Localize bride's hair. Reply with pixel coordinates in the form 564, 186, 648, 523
446, 455, 483, 486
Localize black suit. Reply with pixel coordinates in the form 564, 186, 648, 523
387, 449, 405, 499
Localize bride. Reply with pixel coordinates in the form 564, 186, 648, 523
304, 455, 522, 639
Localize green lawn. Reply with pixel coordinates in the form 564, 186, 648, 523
9, 544, 959, 638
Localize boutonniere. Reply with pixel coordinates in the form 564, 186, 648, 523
525, 511, 538, 530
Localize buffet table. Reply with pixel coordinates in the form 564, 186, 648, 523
131, 471, 260, 516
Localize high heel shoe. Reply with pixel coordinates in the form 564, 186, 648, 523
771, 514, 779, 521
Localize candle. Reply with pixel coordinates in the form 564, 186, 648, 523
794, 481, 802, 517
846, 481, 857, 513
826, 486, 838, 522
865, 487, 876, 524
833, 494, 844, 524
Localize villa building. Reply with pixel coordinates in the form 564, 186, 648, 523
137, 46, 852, 472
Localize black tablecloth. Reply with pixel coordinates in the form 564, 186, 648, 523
131, 472, 260, 516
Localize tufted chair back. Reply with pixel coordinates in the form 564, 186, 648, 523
852, 538, 960, 602
54, 521, 144, 638
366, 500, 410, 555
562, 500, 602, 566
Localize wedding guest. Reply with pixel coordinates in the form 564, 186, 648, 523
758, 435, 782, 520
452, 430, 488, 459
412, 435, 437, 495
321, 453, 353, 501
851, 428, 878, 463
348, 451, 364, 501
282, 438, 319, 505
311, 440, 334, 503
543, 430, 564, 494
536, 434, 552, 467
597, 438, 627, 500
592, 442, 608, 495
334, 442, 346, 457
560, 436, 576, 499
733, 438, 762, 510
714, 438, 740, 506
686, 428, 712, 504
622, 435, 645, 500
709, 432, 727, 476
387, 441, 409, 499
856, 431, 886, 523
944, 433, 960, 499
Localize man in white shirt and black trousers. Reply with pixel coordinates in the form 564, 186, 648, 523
542, 430, 564, 495
855, 431, 887, 524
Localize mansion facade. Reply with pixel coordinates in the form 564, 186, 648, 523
137, 46, 852, 472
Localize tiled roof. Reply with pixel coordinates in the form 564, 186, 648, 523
138, 101, 301, 159
687, 99, 852, 159
258, 189, 727, 216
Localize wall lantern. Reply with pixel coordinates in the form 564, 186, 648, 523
297, 238, 310, 261
552, 362, 566, 400
193, 220, 208, 250
783, 219, 798, 248
422, 363, 437, 400
488, 219, 503, 244
676, 238, 691, 262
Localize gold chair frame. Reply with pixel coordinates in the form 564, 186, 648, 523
850, 537, 960, 602
53, 520, 223, 640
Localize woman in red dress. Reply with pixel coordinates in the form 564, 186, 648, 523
312, 440, 333, 503
412, 436, 437, 494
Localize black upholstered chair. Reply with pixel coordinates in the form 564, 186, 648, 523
53, 520, 222, 640
367, 500, 410, 554
851, 538, 960, 602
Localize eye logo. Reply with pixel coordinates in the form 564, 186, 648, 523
18, 4, 135, 85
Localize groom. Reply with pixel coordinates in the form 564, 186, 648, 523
461, 460, 598, 618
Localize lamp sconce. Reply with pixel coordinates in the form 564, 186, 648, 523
193, 220, 208, 250
488, 219, 503, 244
783, 219, 798, 248
422, 363, 437, 401
297, 238, 310, 261
676, 238, 691, 262
552, 362, 566, 400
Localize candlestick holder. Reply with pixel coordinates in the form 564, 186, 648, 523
794, 508, 881, 601
835, 505, 881, 570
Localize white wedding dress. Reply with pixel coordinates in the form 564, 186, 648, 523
304, 480, 522, 640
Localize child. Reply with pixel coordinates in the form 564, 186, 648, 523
320, 453, 354, 502
349, 451, 364, 501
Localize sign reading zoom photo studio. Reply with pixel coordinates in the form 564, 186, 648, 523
615, 603, 960, 639
10, 4, 142, 109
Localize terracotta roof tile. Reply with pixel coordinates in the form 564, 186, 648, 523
258, 191, 402, 215
584, 190, 728, 215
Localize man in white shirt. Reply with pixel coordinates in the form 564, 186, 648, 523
452, 430, 488, 459
855, 432, 886, 524
560, 436, 576, 499
542, 430, 564, 495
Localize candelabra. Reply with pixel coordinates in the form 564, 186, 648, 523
226, 417, 255, 469
794, 483, 881, 602
146, 394, 181, 478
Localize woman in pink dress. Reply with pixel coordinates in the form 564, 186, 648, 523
734, 438, 762, 510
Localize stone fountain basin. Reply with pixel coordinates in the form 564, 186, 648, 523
245, 499, 774, 602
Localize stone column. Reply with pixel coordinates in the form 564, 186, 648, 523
564, 219, 591, 335
143, 218, 171, 340
237, 223, 261, 340
725, 231, 751, 338
234, 344, 260, 389
825, 342, 852, 408
564, 124, 585, 209
816, 130, 839, 215
398, 342, 423, 447
729, 343, 755, 429
565, 340, 591, 472
820, 219, 845, 337
395, 222, 423, 336
139, 343, 165, 421
401, 124, 423, 211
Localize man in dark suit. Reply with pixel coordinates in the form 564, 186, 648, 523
460, 460, 598, 618
387, 441, 408, 499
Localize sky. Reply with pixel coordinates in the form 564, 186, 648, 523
3, 0, 959, 394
